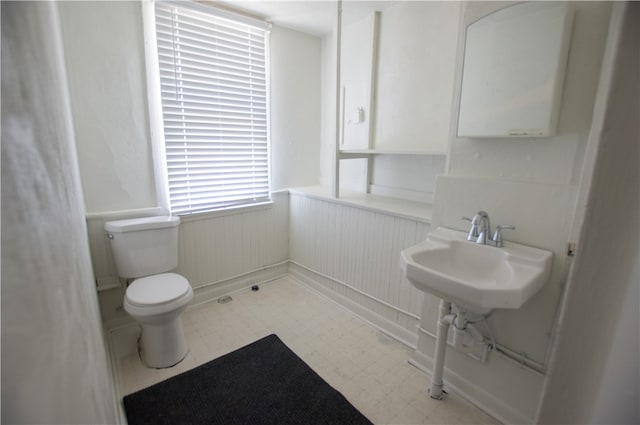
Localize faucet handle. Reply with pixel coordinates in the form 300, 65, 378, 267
462, 216, 480, 240
492, 225, 515, 247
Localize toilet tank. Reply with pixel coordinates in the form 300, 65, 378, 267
104, 216, 180, 279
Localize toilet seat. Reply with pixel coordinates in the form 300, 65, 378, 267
124, 273, 193, 316
127, 273, 190, 306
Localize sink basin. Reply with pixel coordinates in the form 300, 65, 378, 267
400, 227, 552, 313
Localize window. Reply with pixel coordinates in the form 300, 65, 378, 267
151, 1, 270, 215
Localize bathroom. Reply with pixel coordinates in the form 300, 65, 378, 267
2, 1, 637, 424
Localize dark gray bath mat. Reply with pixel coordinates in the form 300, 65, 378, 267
123, 334, 373, 425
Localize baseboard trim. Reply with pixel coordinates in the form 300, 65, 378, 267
409, 347, 535, 424
289, 262, 419, 350
102, 262, 289, 330
105, 325, 133, 425
190, 262, 289, 307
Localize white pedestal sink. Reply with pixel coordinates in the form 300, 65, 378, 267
400, 227, 552, 313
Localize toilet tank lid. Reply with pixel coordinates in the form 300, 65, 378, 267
105, 216, 180, 233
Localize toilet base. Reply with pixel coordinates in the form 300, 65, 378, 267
138, 316, 189, 368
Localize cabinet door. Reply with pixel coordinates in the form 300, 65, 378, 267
374, 2, 460, 153
340, 11, 378, 150
457, 2, 573, 138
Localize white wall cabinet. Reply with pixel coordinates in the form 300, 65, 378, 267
457, 2, 573, 138
334, 2, 460, 199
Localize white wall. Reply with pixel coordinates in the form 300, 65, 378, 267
449, 1, 612, 186
406, 2, 612, 423
419, 176, 575, 422
289, 193, 430, 346
58, 1, 322, 214
313, 5, 612, 420
588, 256, 639, 424
56, 2, 321, 326
537, 3, 639, 423
270, 26, 321, 190
439, 0, 611, 354
371, 155, 445, 203
91, 195, 290, 327
1, 2, 116, 423
59, 1, 157, 215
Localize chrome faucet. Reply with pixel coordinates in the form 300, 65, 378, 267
462, 211, 514, 247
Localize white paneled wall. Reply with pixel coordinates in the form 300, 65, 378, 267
92, 190, 429, 347
289, 192, 429, 345
89, 192, 289, 327
177, 192, 289, 289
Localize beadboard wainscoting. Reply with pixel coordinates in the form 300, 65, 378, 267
88, 192, 289, 328
288, 191, 430, 348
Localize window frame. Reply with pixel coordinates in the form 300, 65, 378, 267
142, 0, 272, 217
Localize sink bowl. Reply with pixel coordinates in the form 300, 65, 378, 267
400, 227, 552, 313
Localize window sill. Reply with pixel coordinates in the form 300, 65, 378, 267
177, 197, 281, 224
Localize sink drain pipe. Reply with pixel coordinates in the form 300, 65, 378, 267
430, 300, 455, 399
430, 300, 488, 399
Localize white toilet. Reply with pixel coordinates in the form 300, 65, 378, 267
105, 216, 193, 368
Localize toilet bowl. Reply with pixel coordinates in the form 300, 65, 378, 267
124, 273, 194, 368
104, 216, 193, 369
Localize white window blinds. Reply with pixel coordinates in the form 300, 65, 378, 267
154, 1, 270, 215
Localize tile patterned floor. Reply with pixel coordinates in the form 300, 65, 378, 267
110, 276, 499, 424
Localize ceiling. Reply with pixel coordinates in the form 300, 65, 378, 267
217, 1, 398, 37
